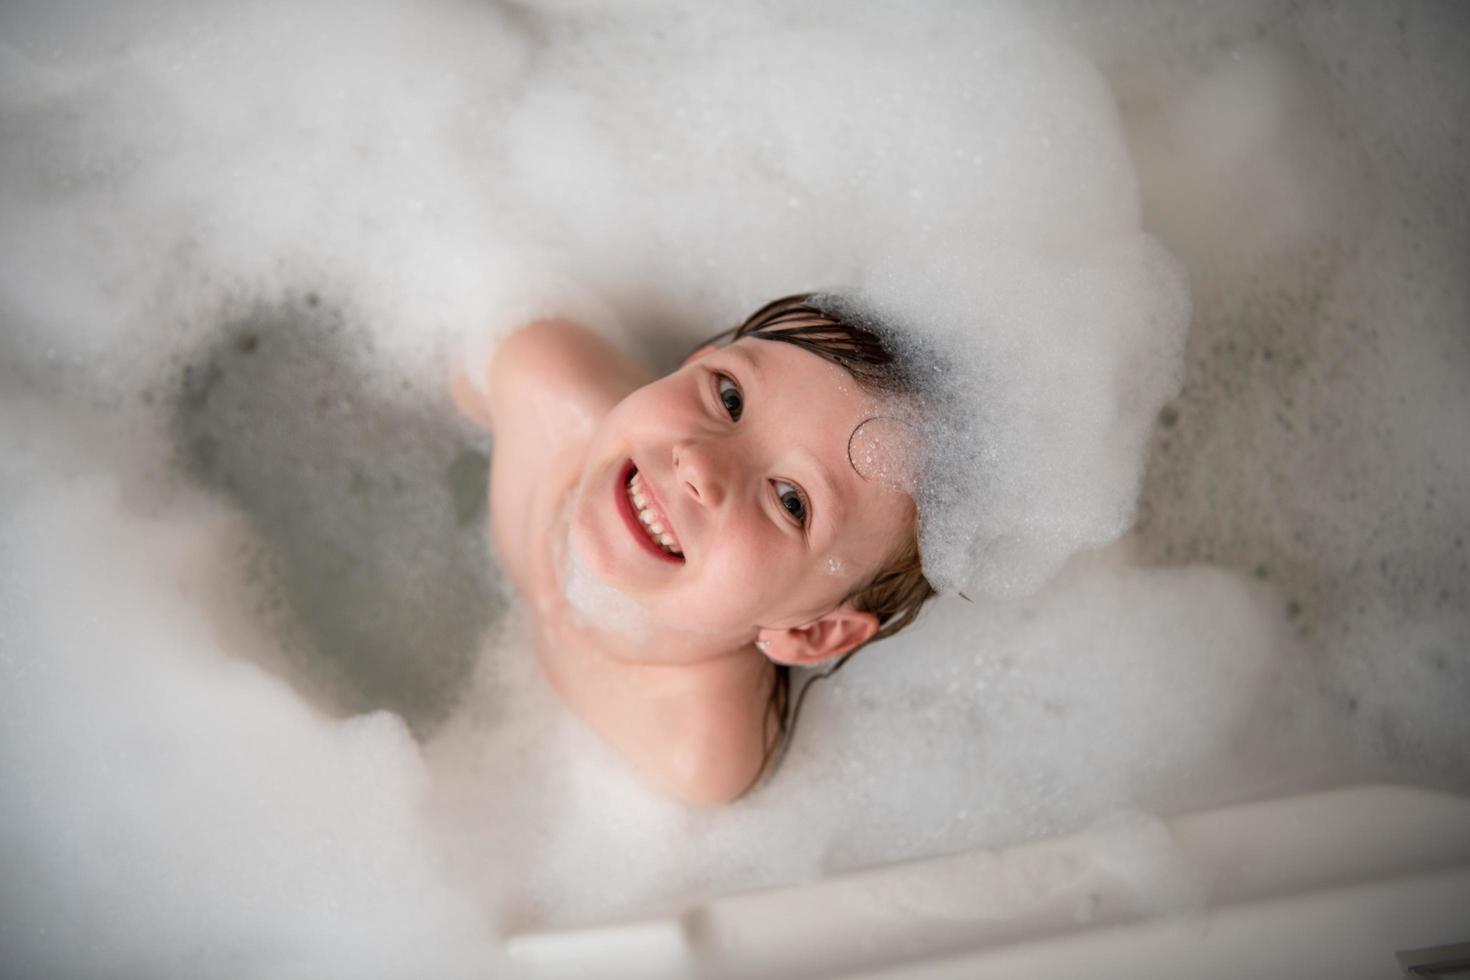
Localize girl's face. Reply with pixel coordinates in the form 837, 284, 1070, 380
566, 337, 916, 640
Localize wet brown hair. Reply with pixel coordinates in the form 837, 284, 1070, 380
697, 293, 938, 783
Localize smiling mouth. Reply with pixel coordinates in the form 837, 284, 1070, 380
617, 462, 684, 563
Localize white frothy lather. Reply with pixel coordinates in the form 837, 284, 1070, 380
0, 0, 1466, 975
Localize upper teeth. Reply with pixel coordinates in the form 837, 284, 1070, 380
628, 471, 682, 556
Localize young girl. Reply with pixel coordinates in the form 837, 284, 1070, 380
453, 294, 936, 804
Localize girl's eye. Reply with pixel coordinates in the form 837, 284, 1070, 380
716, 374, 743, 421
773, 479, 809, 527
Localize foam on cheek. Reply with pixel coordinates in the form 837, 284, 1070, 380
558, 527, 653, 644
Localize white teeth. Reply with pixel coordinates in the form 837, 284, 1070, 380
627, 469, 682, 557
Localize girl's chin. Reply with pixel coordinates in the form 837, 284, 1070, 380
564, 501, 658, 599
564, 509, 619, 584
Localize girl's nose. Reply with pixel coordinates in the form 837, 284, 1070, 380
672, 441, 725, 508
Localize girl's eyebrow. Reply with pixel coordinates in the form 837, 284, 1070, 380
722, 343, 762, 381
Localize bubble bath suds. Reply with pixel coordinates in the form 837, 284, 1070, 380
1, 1, 1466, 975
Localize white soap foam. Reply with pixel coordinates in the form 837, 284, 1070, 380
0, 406, 504, 978
1, 0, 1467, 974
843, 412, 924, 498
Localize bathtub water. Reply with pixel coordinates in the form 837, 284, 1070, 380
1, 1, 1467, 978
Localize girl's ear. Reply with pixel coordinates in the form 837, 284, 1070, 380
682, 344, 719, 366
756, 607, 879, 667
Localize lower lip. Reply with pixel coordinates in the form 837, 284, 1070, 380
615, 460, 684, 564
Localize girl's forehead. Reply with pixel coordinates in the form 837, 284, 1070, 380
724, 337, 860, 402
727, 338, 920, 522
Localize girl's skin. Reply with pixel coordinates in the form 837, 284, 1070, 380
454, 319, 915, 804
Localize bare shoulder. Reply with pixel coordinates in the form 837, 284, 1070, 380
484, 319, 651, 435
